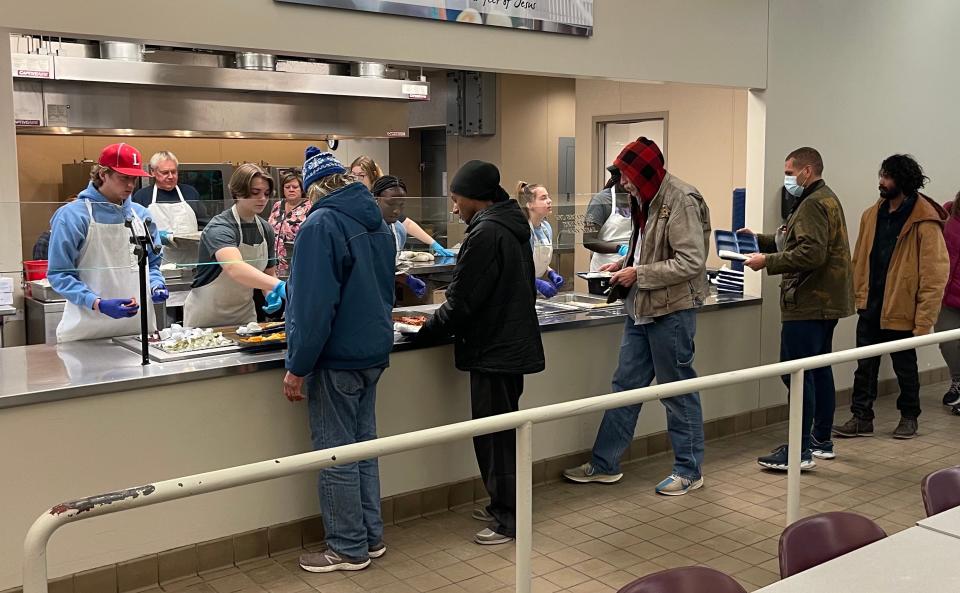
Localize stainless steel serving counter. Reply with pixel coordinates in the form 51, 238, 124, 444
0, 293, 760, 409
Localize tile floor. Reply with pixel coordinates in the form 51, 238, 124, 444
153, 383, 960, 593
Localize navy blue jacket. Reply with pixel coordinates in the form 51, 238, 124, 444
285, 182, 396, 375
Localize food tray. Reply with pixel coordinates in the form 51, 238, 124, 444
154, 339, 234, 354
234, 332, 287, 352
714, 230, 759, 259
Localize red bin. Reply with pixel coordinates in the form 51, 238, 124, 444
23, 260, 48, 281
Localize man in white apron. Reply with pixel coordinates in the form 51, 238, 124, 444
48, 143, 167, 342
184, 206, 271, 328
132, 151, 201, 266
585, 167, 633, 272
183, 163, 283, 328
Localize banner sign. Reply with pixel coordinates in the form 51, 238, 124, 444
276, 0, 594, 36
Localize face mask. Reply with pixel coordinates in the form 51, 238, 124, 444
784, 175, 804, 198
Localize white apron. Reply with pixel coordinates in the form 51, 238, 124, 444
530, 222, 553, 278
183, 206, 268, 328
148, 184, 199, 266
57, 200, 157, 342
590, 189, 634, 271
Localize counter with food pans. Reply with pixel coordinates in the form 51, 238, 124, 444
0, 293, 760, 408
0, 292, 762, 585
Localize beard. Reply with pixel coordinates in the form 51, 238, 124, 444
879, 184, 899, 200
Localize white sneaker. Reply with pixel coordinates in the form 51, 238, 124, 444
474, 528, 513, 545
562, 462, 623, 484
472, 507, 494, 521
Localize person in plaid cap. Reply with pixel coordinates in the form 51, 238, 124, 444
564, 137, 712, 496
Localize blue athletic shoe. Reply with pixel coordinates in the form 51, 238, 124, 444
757, 445, 816, 471
655, 474, 704, 496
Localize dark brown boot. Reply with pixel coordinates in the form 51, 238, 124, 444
892, 417, 918, 439
832, 416, 874, 438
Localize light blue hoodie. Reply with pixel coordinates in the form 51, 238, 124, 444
47, 182, 164, 310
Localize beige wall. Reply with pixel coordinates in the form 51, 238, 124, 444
3, 0, 768, 89
757, 0, 960, 402
446, 74, 577, 245
574, 80, 749, 278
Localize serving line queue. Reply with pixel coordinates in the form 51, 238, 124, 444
30, 136, 960, 577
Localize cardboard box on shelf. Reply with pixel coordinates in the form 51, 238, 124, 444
428, 288, 446, 305
394, 282, 448, 308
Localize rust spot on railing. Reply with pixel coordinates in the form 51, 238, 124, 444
49, 485, 156, 516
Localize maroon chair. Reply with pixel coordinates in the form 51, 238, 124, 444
921, 465, 960, 516
778, 511, 886, 578
618, 566, 746, 593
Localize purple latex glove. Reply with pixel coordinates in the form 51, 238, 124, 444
151, 285, 169, 303
535, 278, 557, 299
405, 275, 427, 298
547, 270, 564, 289
98, 298, 139, 319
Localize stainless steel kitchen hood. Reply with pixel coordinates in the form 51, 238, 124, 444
21, 55, 430, 101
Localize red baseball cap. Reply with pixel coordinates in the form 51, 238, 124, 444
98, 143, 149, 177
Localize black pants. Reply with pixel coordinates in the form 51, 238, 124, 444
470, 372, 523, 537
780, 319, 838, 450
851, 315, 921, 421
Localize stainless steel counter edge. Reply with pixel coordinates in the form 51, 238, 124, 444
0, 294, 761, 409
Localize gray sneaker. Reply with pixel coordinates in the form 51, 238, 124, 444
475, 527, 513, 545
299, 549, 370, 573
368, 542, 386, 559
472, 507, 494, 522
562, 462, 623, 484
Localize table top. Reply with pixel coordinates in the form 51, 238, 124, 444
756, 527, 960, 592
0, 305, 15, 317
918, 505, 960, 539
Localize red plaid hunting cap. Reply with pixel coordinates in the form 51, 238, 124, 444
614, 137, 666, 202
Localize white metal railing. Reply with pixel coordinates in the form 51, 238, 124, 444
22, 327, 960, 593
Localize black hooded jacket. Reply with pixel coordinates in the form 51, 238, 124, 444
417, 200, 545, 374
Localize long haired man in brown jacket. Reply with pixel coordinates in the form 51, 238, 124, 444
834, 154, 948, 440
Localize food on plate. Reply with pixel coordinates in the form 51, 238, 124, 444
394, 315, 427, 326
398, 251, 435, 263
238, 332, 286, 344
236, 321, 284, 336
155, 325, 233, 353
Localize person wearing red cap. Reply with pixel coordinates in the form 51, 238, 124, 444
563, 137, 711, 496
48, 143, 169, 342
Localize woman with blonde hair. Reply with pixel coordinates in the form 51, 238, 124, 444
350, 155, 456, 257
184, 163, 285, 327
517, 181, 564, 298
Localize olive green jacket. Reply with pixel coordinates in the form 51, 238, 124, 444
758, 180, 855, 321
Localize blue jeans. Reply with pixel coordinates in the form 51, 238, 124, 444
591, 311, 705, 480
307, 367, 385, 559
780, 319, 839, 450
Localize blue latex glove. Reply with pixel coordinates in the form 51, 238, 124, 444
431, 241, 455, 257
405, 275, 427, 299
151, 284, 169, 303
158, 230, 175, 246
535, 278, 557, 299
98, 298, 139, 319
263, 281, 287, 314
547, 270, 564, 289
617, 244, 629, 257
